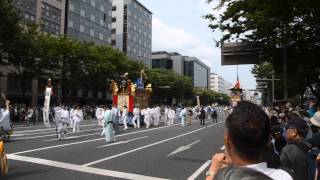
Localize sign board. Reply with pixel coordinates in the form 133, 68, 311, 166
43, 87, 52, 128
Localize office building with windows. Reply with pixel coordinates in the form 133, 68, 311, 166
152, 51, 211, 89
210, 73, 232, 95
66, 0, 113, 45
13, 0, 66, 35
184, 56, 210, 89
112, 0, 152, 67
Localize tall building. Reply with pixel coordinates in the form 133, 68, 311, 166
184, 57, 210, 89
66, 0, 113, 45
112, 0, 152, 67
210, 73, 232, 95
13, 0, 66, 35
152, 51, 211, 89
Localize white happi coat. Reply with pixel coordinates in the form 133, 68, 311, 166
72, 109, 83, 123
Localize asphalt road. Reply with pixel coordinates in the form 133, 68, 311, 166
2, 114, 227, 180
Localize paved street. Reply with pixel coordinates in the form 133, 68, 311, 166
3, 115, 227, 180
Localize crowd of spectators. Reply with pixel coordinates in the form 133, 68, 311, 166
206, 100, 320, 180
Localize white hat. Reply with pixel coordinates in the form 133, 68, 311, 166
310, 112, 320, 128
279, 113, 286, 118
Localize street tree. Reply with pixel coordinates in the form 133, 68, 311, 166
205, 0, 320, 100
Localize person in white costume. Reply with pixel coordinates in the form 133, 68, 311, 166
155, 106, 161, 126
132, 106, 140, 128
112, 104, 120, 134
57, 105, 70, 140
0, 100, 11, 132
95, 106, 105, 136
69, 106, 75, 128
72, 105, 83, 134
168, 108, 175, 126
144, 107, 152, 128
53, 105, 62, 136
180, 107, 187, 127
122, 106, 128, 130
164, 106, 169, 125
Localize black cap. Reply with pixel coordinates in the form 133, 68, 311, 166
286, 118, 309, 137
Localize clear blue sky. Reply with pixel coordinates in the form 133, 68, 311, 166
139, 0, 256, 89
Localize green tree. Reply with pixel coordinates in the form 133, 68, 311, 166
0, 0, 21, 64
146, 68, 193, 105
205, 0, 320, 100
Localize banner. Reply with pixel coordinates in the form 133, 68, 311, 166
113, 95, 134, 112
196, 96, 200, 108
43, 87, 52, 128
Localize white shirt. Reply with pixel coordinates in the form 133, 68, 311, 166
245, 162, 292, 180
122, 108, 128, 117
180, 108, 187, 117
133, 108, 140, 116
0, 109, 11, 130
155, 107, 161, 115
168, 109, 175, 118
72, 110, 83, 122
95, 108, 104, 120
60, 109, 70, 123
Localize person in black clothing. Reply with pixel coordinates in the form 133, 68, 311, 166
200, 107, 206, 125
211, 109, 218, 123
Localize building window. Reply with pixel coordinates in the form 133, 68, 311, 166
80, 9, 85, 17
112, 6, 116, 11
68, 20, 73, 28
112, 17, 116, 22
90, 29, 94, 36
111, 40, 116, 46
111, 29, 116, 34
90, 14, 95, 21
69, 3, 74, 11
100, 5, 104, 12
80, 25, 85, 32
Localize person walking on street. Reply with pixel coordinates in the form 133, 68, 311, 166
112, 104, 120, 134
180, 107, 187, 127
144, 107, 152, 128
187, 107, 193, 125
132, 106, 140, 128
200, 107, 206, 125
57, 105, 69, 140
168, 108, 175, 126
212, 108, 218, 123
122, 106, 128, 130
72, 105, 83, 135
95, 105, 105, 136
104, 105, 115, 143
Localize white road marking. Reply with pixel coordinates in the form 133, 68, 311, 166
43, 132, 101, 142
83, 124, 216, 167
96, 136, 148, 148
7, 154, 168, 180
14, 123, 98, 134
187, 160, 211, 180
167, 140, 200, 157
12, 125, 172, 155
15, 128, 102, 141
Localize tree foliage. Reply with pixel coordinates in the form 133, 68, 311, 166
146, 68, 193, 105
205, 0, 320, 100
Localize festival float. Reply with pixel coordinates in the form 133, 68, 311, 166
110, 70, 152, 112
229, 68, 243, 107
